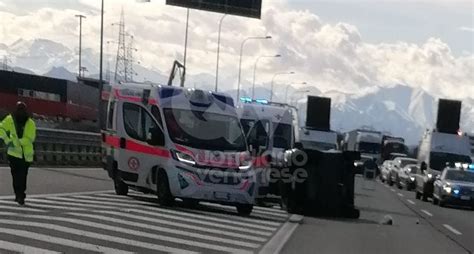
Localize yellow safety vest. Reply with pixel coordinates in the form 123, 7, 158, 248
0, 115, 36, 162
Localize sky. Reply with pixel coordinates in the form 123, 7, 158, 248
0, 0, 473, 99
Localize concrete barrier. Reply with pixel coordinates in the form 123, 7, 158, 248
0, 128, 101, 166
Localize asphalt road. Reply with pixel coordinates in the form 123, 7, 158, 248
0, 167, 292, 253
281, 176, 473, 254
1, 168, 473, 253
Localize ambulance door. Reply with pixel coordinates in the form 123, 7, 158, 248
118, 102, 166, 188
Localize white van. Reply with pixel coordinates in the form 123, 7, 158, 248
237, 99, 295, 202
102, 83, 256, 215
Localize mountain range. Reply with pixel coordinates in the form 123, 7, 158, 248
1, 38, 472, 145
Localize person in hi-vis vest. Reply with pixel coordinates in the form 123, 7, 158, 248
0, 102, 36, 205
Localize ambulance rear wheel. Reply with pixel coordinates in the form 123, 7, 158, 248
157, 170, 174, 206
236, 204, 253, 216
114, 175, 129, 196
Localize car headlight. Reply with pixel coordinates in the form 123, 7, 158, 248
443, 185, 452, 194
171, 150, 196, 166
427, 173, 433, 179
410, 176, 415, 181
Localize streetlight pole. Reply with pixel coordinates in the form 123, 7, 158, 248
215, 14, 227, 92
98, 0, 104, 130
75, 14, 86, 78
284, 82, 307, 103
236, 36, 271, 101
252, 54, 281, 100
270, 71, 295, 101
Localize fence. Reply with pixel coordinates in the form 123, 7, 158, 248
0, 128, 101, 166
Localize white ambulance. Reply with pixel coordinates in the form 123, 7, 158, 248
237, 99, 295, 203
102, 83, 256, 215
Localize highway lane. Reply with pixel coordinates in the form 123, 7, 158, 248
281, 176, 470, 254
387, 181, 474, 253
0, 167, 294, 253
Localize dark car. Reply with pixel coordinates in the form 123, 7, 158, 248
414, 163, 441, 201
398, 164, 419, 191
388, 157, 418, 188
432, 167, 474, 209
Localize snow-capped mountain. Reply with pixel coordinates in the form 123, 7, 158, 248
2, 38, 473, 144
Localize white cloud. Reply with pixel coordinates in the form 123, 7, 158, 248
459, 26, 474, 33
0, 1, 472, 100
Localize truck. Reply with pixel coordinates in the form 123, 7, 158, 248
414, 99, 473, 201
381, 135, 409, 162
296, 96, 338, 151
343, 129, 383, 162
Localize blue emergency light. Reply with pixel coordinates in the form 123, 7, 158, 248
469, 164, 474, 170
240, 97, 252, 103
255, 99, 269, 104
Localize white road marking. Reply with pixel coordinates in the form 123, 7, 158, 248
0, 190, 113, 200
202, 202, 289, 218
259, 219, 299, 254
81, 194, 282, 227
0, 227, 132, 254
0, 213, 215, 254
0, 239, 61, 254
407, 199, 416, 205
421, 210, 433, 217
0, 200, 47, 212
91, 209, 267, 242
69, 212, 260, 248
47, 196, 278, 232
443, 224, 462, 235
397, 193, 404, 197
390, 188, 396, 192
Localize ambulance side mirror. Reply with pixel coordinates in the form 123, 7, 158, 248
147, 127, 165, 146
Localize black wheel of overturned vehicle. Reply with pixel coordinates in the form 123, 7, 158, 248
114, 173, 129, 196
157, 170, 174, 206
236, 204, 253, 216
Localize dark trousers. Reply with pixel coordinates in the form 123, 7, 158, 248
8, 156, 30, 200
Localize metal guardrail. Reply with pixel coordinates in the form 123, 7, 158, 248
0, 128, 101, 166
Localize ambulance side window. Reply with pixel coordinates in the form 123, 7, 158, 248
107, 101, 115, 130
123, 103, 142, 141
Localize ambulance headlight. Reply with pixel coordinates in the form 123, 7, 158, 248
239, 152, 253, 171
171, 150, 196, 166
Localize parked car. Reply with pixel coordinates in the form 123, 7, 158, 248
432, 165, 474, 209
389, 157, 418, 188
380, 160, 393, 183
398, 164, 419, 191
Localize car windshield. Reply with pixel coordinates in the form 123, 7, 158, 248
273, 123, 292, 149
445, 170, 474, 182
406, 165, 419, 174
430, 152, 472, 171
399, 159, 418, 168
164, 108, 246, 151
384, 142, 408, 154
358, 142, 381, 154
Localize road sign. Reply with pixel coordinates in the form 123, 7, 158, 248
166, 0, 262, 19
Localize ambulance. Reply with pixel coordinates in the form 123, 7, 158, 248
102, 83, 256, 215
237, 98, 295, 203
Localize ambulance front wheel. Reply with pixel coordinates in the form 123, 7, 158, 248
236, 204, 253, 216
157, 170, 174, 206
114, 175, 129, 196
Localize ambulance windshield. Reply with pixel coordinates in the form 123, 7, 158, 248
164, 108, 246, 151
